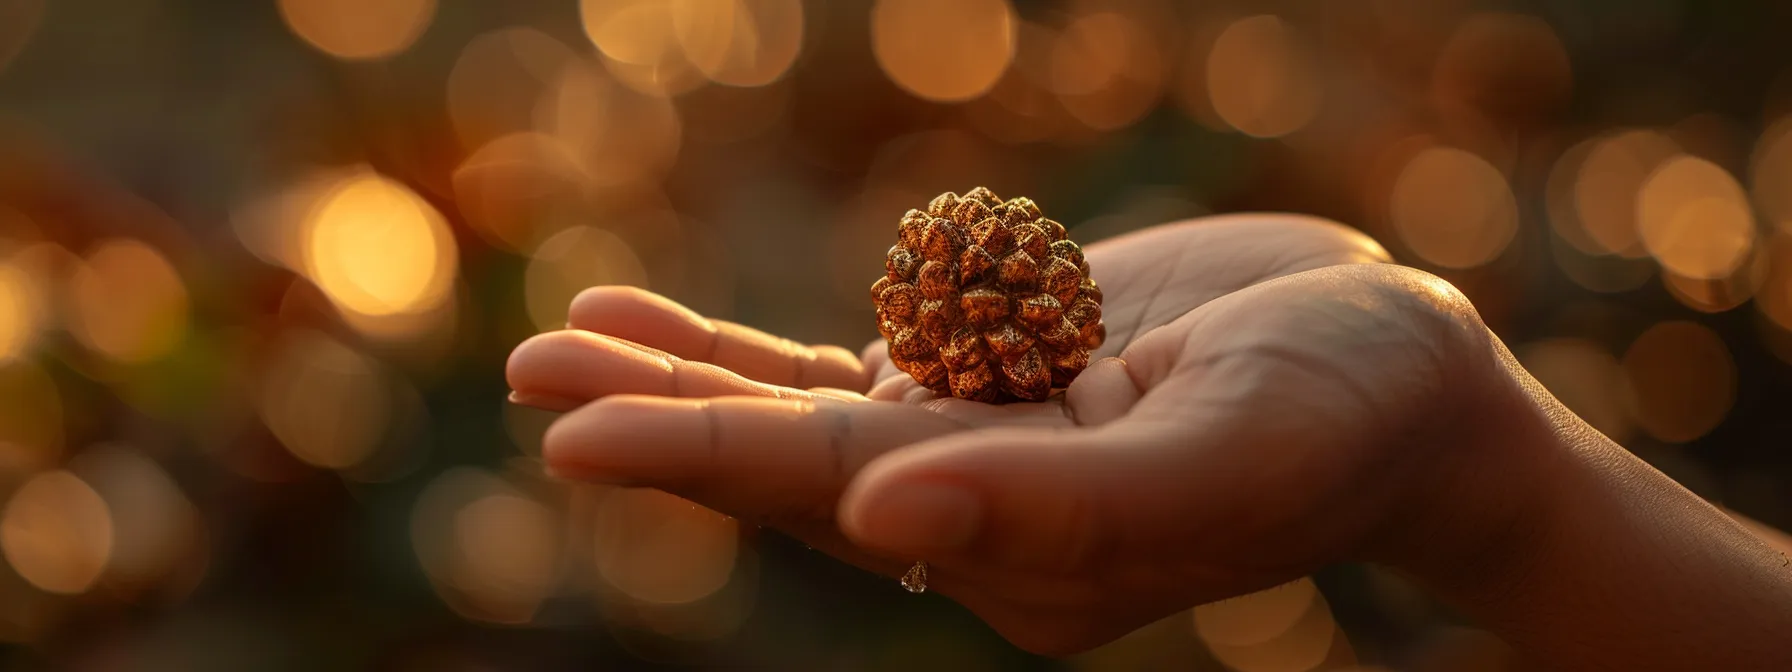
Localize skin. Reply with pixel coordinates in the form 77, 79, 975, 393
506, 214, 1792, 669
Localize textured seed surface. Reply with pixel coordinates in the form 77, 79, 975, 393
870, 187, 1105, 403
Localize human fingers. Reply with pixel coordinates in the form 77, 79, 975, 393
506, 330, 862, 412
542, 394, 964, 522
568, 286, 869, 391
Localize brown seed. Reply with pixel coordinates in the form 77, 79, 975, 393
917, 298, 959, 342
886, 245, 919, 281
880, 282, 921, 325
927, 192, 960, 218
940, 327, 988, 372
963, 186, 1002, 206
872, 188, 1104, 404
997, 250, 1039, 291
959, 244, 996, 284
959, 288, 1009, 327
899, 209, 930, 248
1039, 318, 1080, 350
1051, 347, 1090, 387
1016, 294, 1063, 328
1040, 257, 1081, 304
983, 320, 1035, 362
917, 260, 957, 300
1015, 223, 1049, 260
1002, 197, 1041, 223
950, 362, 999, 402
952, 199, 993, 228
1001, 348, 1049, 401
1049, 239, 1083, 267
920, 218, 965, 262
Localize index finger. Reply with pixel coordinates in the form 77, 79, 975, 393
569, 286, 871, 392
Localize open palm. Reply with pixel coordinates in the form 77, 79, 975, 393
507, 214, 1477, 654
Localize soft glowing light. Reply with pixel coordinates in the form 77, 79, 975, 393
258, 331, 391, 470
871, 0, 1017, 102
537, 62, 685, 188
966, 22, 1078, 145
1193, 579, 1318, 647
452, 132, 591, 252
302, 172, 458, 319
412, 468, 562, 624
69, 239, 190, 364
525, 226, 649, 332
0, 257, 42, 362
580, 0, 707, 96
1622, 321, 1734, 444
0, 360, 61, 474
450, 493, 561, 620
674, 0, 805, 87
1050, 11, 1165, 131
1206, 16, 1322, 138
1636, 156, 1755, 280
593, 488, 737, 605
447, 28, 578, 151
1751, 116, 1792, 234
1574, 130, 1680, 257
1389, 146, 1518, 268
1517, 338, 1632, 444
0, 0, 44, 74
278, 0, 436, 60
73, 445, 202, 590
1758, 233, 1792, 333
1195, 578, 1340, 672
1, 471, 111, 595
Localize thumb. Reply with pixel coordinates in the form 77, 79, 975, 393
837, 423, 1175, 574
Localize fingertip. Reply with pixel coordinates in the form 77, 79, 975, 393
569, 286, 717, 355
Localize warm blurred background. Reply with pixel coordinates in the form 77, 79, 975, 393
0, 0, 1787, 669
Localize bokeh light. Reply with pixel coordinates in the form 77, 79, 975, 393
72, 445, 203, 591
412, 468, 562, 624
68, 239, 191, 364
1194, 578, 1343, 672
278, 0, 436, 61
673, 0, 805, 87
447, 27, 579, 152
1573, 130, 1680, 257
257, 330, 393, 470
1, 470, 112, 595
1388, 146, 1518, 269
1205, 15, 1323, 138
579, 0, 708, 96
0, 0, 43, 75
524, 225, 649, 332
872, 0, 1017, 103
1750, 116, 1792, 234
536, 61, 685, 188
1622, 321, 1735, 444
592, 488, 737, 605
1636, 156, 1755, 280
1517, 338, 1632, 444
301, 171, 458, 320
1050, 10, 1166, 131
0, 254, 43, 362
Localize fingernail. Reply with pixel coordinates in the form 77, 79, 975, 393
849, 481, 982, 553
508, 391, 586, 412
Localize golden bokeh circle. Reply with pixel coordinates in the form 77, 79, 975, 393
278, 0, 436, 61
1206, 15, 1322, 138
1, 470, 112, 595
871, 0, 1017, 102
1636, 156, 1755, 280
1389, 147, 1518, 269
1622, 321, 1735, 444
302, 172, 458, 319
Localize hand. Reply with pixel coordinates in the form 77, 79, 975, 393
506, 214, 1492, 655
